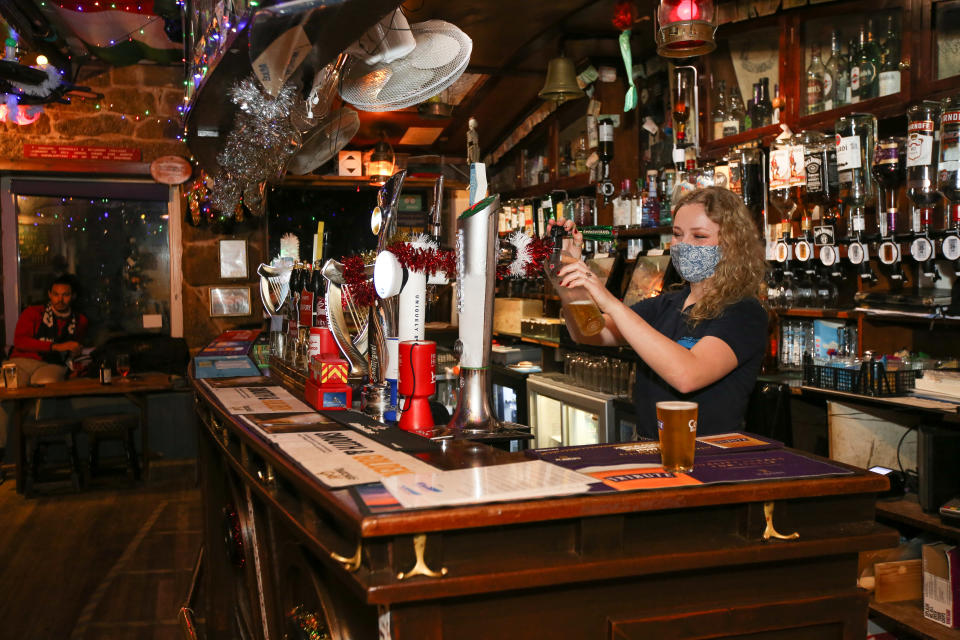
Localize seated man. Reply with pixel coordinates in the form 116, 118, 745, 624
0, 275, 88, 468
7, 275, 89, 383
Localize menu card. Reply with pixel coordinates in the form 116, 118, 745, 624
381, 460, 593, 509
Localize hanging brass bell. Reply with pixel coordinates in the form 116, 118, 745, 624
538, 56, 585, 103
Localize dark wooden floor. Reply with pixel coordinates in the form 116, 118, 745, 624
0, 460, 202, 639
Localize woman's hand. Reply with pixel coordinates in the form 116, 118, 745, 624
545, 215, 585, 261
556, 260, 620, 314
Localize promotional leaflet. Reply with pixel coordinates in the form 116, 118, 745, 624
202, 380, 313, 414
380, 460, 593, 509
270, 430, 439, 488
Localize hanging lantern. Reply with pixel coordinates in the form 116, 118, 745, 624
367, 133, 395, 184
655, 0, 717, 58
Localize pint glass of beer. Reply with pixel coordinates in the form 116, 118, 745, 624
656, 401, 698, 472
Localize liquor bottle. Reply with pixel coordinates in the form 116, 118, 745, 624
806, 47, 826, 115
858, 21, 881, 101
825, 30, 847, 110
712, 79, 727, 140
802, 130, 840, 213
312, 259, 327, 329
835, 113, 878, 280
878, 15, 901, 97
849, 36, 861, 104
745, 97, 754, 130
574, 132, 588, 174
772, 83, 783, 125
725, 91, 745, 137
613, 179, 633, 227
672, 93, 690, 146
939, 97, 960, 264
871, 137, 906, 238
286, 261, 302, 361
906, 101, 942, 232
758, 78, 773, 127
642, 170, 661, 228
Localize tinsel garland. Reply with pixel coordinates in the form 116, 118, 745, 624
210, 76, 303, 216
496, 235, 554, 279
339, 236, 553, 307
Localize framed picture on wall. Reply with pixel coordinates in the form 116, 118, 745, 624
219, 239, 248, 279
209, 286, 251, 317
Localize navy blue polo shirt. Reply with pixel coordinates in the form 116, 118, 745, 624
629, 287, 768, 439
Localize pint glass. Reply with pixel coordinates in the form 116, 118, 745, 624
656, 401, 698, 472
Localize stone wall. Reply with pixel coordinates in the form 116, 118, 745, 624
0, 61, 268, 352
0, 63, 187, 161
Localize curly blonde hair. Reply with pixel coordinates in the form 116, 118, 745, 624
670, 187, 767, 324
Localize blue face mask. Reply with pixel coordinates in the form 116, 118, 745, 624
671, 242, 721, 283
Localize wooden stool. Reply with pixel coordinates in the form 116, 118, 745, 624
21, 418, 82, 496
81, 413, 141, 484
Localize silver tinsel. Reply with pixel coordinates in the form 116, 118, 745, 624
211, 76, 304, 217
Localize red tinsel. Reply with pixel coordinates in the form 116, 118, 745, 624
341, 255, 376, 308
612, 0, 637, 30
338, 243, 455, 308
495, 236, 555, 280
385, 242, 456, 277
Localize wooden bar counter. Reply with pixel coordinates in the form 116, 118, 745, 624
192, 370, 898, 640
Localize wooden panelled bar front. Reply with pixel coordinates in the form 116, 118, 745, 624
192, 373, 897, 640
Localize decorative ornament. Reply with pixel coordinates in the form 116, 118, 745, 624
185, 171, 212, 226
210, 76, 302, 217
7, 64, 61, 98
497, 233, 554, 279
613, 1, 639, 112
287, 605, 331, 640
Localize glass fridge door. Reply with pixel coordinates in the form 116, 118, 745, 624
533, 392, 563, 448
564, 404, 601, 446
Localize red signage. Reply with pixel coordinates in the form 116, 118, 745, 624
23, 144, 142, 162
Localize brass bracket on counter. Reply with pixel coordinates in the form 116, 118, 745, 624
763, 501, 800, 541
330, 541, 363, 572
396, 534, 448, 580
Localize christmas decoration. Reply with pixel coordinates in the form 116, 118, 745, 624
211, 76, 302, 217
185, 171, 212, 226
497, 232, 554, 279
613, 1, 639, 112
287, 605, 331, 640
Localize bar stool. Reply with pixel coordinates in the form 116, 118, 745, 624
81, 413, 141, 484
21, 418, 83, 496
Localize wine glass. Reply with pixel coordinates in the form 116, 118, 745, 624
115, 353, 131, 381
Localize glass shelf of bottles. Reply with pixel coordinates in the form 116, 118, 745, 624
801, 9, 905, 118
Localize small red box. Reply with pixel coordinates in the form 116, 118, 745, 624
309, 356, 349, 385
305, 380, 352, 411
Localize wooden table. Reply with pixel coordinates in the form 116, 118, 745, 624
192, 370, 899, 640
1, 373, 174, 493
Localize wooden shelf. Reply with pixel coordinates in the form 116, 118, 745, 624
615, 226, 672, 239
500, 173, 593, 200
775, 308, 857, 319
280, 174, 467, 190
876, 493, 960, 542
870, 598, 960, 640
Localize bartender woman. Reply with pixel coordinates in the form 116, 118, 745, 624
554, 186, 768, 438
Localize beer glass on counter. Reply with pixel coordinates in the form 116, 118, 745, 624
656, 400, 698, 473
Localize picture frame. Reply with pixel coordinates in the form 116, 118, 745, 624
219, 239, 248, 279
209, 286, 251, 317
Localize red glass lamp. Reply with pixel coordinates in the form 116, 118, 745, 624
655, 0, 717, 58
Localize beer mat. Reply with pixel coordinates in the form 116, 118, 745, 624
550, 449, 853, 492
531, 432, 782, 468
240, 411, 342, 436
320, 409, 442, 453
